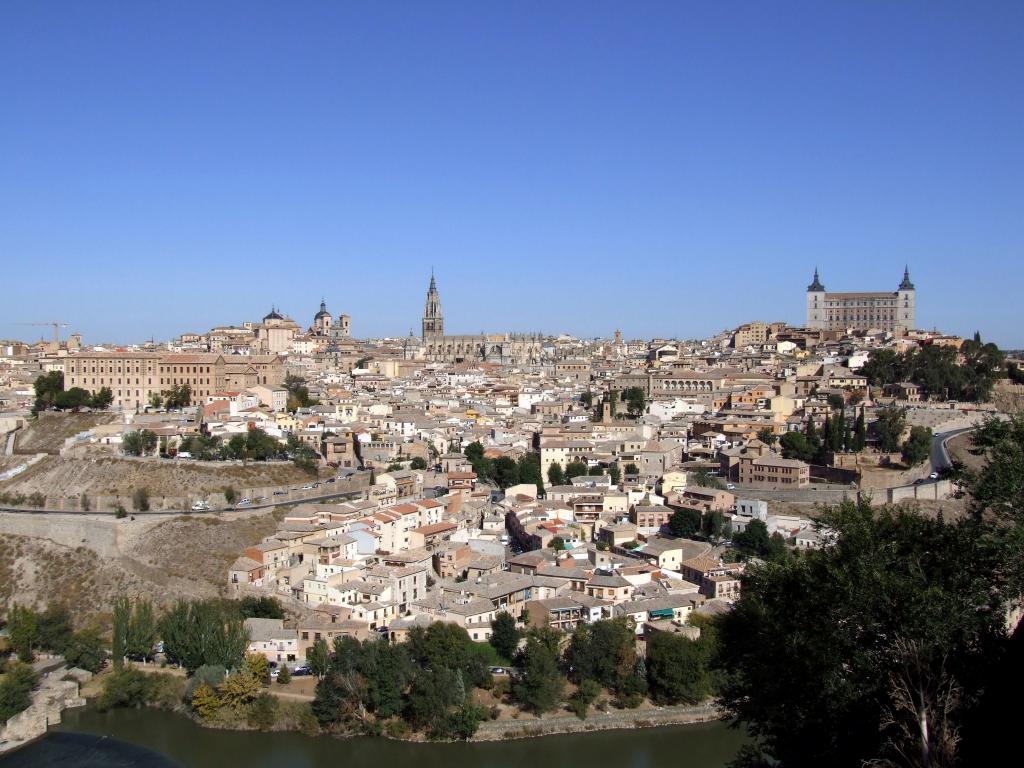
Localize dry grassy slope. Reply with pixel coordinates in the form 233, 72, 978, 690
14, 412, 120, 454
127, 510, 283, 587
0, 508, 283, 621
946, 432, 987, 475
0, 455, 316, 497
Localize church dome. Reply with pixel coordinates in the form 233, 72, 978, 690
263, 307, 284, 321
314, 299, 331, 320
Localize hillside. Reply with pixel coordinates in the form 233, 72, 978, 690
12, 412, 120, 454
0, 455, 318, 498
0, 508, 284, 622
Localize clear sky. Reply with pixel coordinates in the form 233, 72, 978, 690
2, 2, 1022, 346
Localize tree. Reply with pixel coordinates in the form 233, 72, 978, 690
308, 638, 331, 680
851, 408, 867, 452
646, 631, 714, 705
163, 383, 193, 410
565, 619, 644, 703
570, 678, 601, 719
238, 596, 285, 620
622, 387, 646, 417
191, 682, 223, 719
410, 456, 427, 470
901, 425, 933, 467
122, 429, 157, 456
517, 453, 544, 495
547, 462, 565, 486
489, 612, 520, 661
702, 510, 725, 541
112, 596, 130, 667
223, 485, 238, 505
875, 406, 907, 453
218, 670, 261, 709
493, 456, 520, 489
827, 393, 846, 411
564, 460, 588, 480
0, 662, 39, 723
609, 463, 622, 485
126, 599, 157, 661
276, 664, 291, 685
36, 602, 73, 655
668, 507, 702, 538
89, 387, 114, 409
159, 599, 249, 673
245, 653, 270, 685
132, 487, 150, 512
757, 427, 778, 447
7, 604, 38, 662
717, 497, 1016, 768
732, 519, 784, 560
32, 371, 64, 414
548, 536, 566, 550
64, 627, 107, 673
512, 633, 564, 715
780, 431, 815, 463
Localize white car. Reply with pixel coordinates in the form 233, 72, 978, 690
190, 502, 209, 512
238, 498, 252, 505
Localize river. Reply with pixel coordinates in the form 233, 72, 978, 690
1, 705, 747, 768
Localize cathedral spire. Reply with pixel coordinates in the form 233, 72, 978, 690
422, 272, 444, 339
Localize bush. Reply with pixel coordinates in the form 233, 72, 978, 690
132, 488, 150, 512
64, 627, 107, 673
276, 665, 291, 685
247, 692, 279, 731
114, 503, 127, 519
97, 667, 151, 711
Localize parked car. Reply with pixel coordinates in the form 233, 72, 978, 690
929, 471, 939, 480
238, 498, 252, 505
291, 666, 310, 677
726, 483, 736, 490
190, 501, 209, 512
273, 490, 287, 496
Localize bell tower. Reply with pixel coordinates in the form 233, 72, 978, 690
422, 271, 444, 339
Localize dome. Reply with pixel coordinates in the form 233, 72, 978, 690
314, 299, 331, 320
263, 307, 284, 321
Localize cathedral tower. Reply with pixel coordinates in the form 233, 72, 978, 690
422, 272, 444, 339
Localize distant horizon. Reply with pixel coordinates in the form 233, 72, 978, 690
3, 3, 1021, 347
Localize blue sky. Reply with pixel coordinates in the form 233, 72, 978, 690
2, 2, 1022, 346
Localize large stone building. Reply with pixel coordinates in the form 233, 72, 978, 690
406, 274, 544, 365
805, 268, 916, 333
64, 351, 285, 410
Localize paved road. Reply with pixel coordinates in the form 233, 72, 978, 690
930, 426, 976, 474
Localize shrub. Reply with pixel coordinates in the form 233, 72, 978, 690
132, 488, 150, 512
246, 692, 279, 731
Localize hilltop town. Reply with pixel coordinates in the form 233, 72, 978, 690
2, 269, 1022, 745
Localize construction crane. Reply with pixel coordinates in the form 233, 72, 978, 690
18, 321, 70, 344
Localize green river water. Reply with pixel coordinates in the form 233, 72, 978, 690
0, 704, 747, 768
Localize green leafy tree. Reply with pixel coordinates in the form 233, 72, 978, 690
512, 633, 564, 715
7, 604, 38, 662
493, 456, 520, 488
623, 462, 639, 476
32, 371, 64, 414
489, 612, 520, 661
780, 431, 815, 462
718, 497, 1015, 768
89, 387, 114, 409
64, 627, 107, 673
159, 599, 249, 673
276, 664, 291, 685
122, 429, 158, 456
126, 599, 157, 661
308, 638, 331, 680
517, 453, 544, 494
0, 662, 40, 722
622, 387, 646, 417
546, 461, 565, 486
112, 596, 130, 667
901, 425, 933, 467
410, 456, 427, 470
874, 406, 907, 453
223, 485, 238, 505
247, 691, 279, 730
36, 602, 72, 655
757, 427, 778, 446
564, 460, 588, 480
609, 463, 622, 485
668, 507, 701, 538
646, 631, 714, 705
